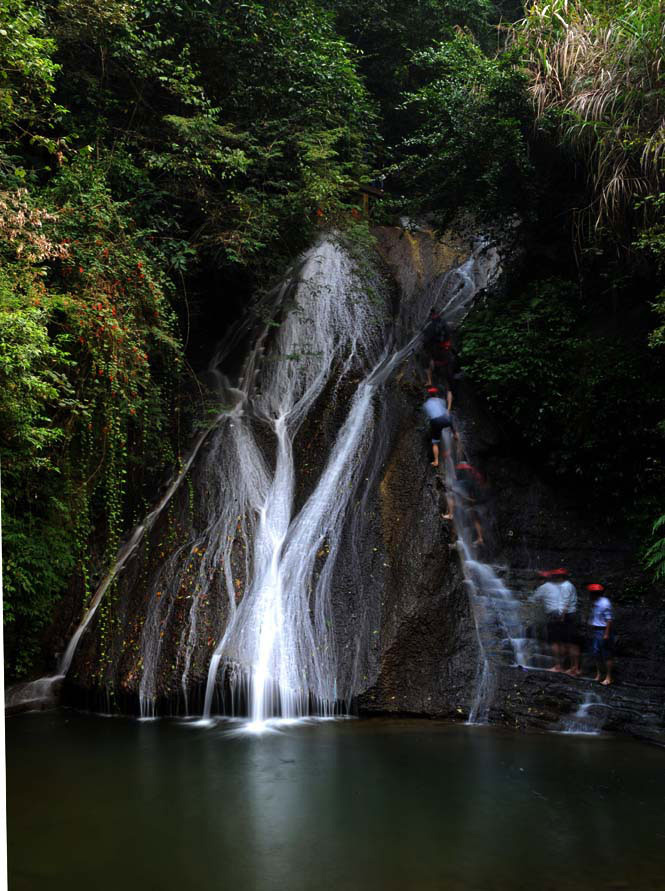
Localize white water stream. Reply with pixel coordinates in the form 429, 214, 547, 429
199, 240, 419, 724
8, 229, 524, 727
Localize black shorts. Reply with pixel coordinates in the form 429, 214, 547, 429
546, 618, 566, 643
429, 415, 452, 443
561, 613, 578, 645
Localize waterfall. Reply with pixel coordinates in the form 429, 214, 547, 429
163, 237, 388, 723
7, 226, 511, 726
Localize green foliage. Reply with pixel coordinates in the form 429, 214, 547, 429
48, 0, 374, 270
0, 0, 376, 678
0, 164, 185, 677
0, 0, 63, 144
396, 34, 533, 228
514, 0, 665, 243
461, 278, 665, 503
0, 272, 68, 463
328, 0, 495, 156
644, 514, 665, 581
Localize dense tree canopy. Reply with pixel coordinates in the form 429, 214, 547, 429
0, 0, 374, 675
2, 0, 665, 677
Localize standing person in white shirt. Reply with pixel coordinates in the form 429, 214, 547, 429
587, 583, 614, 685
531, 570, 567, 672
550, 568, 581, 676
422, 386, 454, 468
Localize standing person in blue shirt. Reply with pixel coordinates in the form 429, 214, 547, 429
587, 583, 614, 685
422, 385, 454, 468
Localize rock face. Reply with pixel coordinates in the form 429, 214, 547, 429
477, 449, 665, 743
366, 225, 665, 742
51, 224, 665, 741
58, 227, 487, 718
351, 383, 479, 719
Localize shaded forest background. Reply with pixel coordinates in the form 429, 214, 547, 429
2, 0, 665, 678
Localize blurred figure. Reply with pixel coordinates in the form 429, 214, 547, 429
550, 568, 581, 676
423, 309, 455, 399
445, 462, 487, 546
587, 583, 614, 685
422, 386, 454, 468
531, 569, 569, 672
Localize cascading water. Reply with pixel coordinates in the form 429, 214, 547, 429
439, 446, 528, 724
8, 226, 513, 727
560, 691, 607, 735
198, 239, 417, 724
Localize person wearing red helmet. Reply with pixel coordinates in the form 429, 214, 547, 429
422, 385, 455, 468
423, 309, 457, 403
587, 583, 613, 685
531, 569, 577, 672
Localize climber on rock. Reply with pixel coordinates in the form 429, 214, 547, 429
423, 309, 456, 401
445, 462, 487, 545
422, 385, 455, 468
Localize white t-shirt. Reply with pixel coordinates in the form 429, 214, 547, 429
532, 580, 577, 616
532, 582, 565, 615
560, 580, 577, 614
423, 397, 448, 420
590, 596, 612, 627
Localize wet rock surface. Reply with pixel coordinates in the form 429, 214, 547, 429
356, 224, 665, 742
26, 225, 665, 743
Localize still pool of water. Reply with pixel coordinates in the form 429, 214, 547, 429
6, 713, 665, 891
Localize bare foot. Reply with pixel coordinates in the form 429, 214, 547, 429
430, 461, 439, 468
441, 513, 452, 521
601, 678, 612, 686
547, 666, 562, 673
594, 673, 601, 682
472, 538, 484, 546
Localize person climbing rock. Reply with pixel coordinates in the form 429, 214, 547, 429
587, 583, 614, 685
446, 462, 487, 545
422, 385, 454, 468
423, 309, 455, 398
423, 308, 450, 347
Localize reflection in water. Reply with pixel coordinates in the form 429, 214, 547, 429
7, 714, 665, 891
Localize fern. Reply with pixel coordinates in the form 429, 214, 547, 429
644, 514, 665, 580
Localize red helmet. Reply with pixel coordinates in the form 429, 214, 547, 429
549, 568, 569, 578
426, 386, 439, 395
586, 583, 605, 592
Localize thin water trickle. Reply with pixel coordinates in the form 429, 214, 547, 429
440, 443, 528, 722
560, 691, 607, 735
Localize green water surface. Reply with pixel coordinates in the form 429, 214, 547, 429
6, 713, 665, 891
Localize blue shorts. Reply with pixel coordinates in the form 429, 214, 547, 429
591, 628, 612, 661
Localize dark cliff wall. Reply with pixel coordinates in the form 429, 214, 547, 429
370, 225, 665, 742
56, 225, 665, 740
